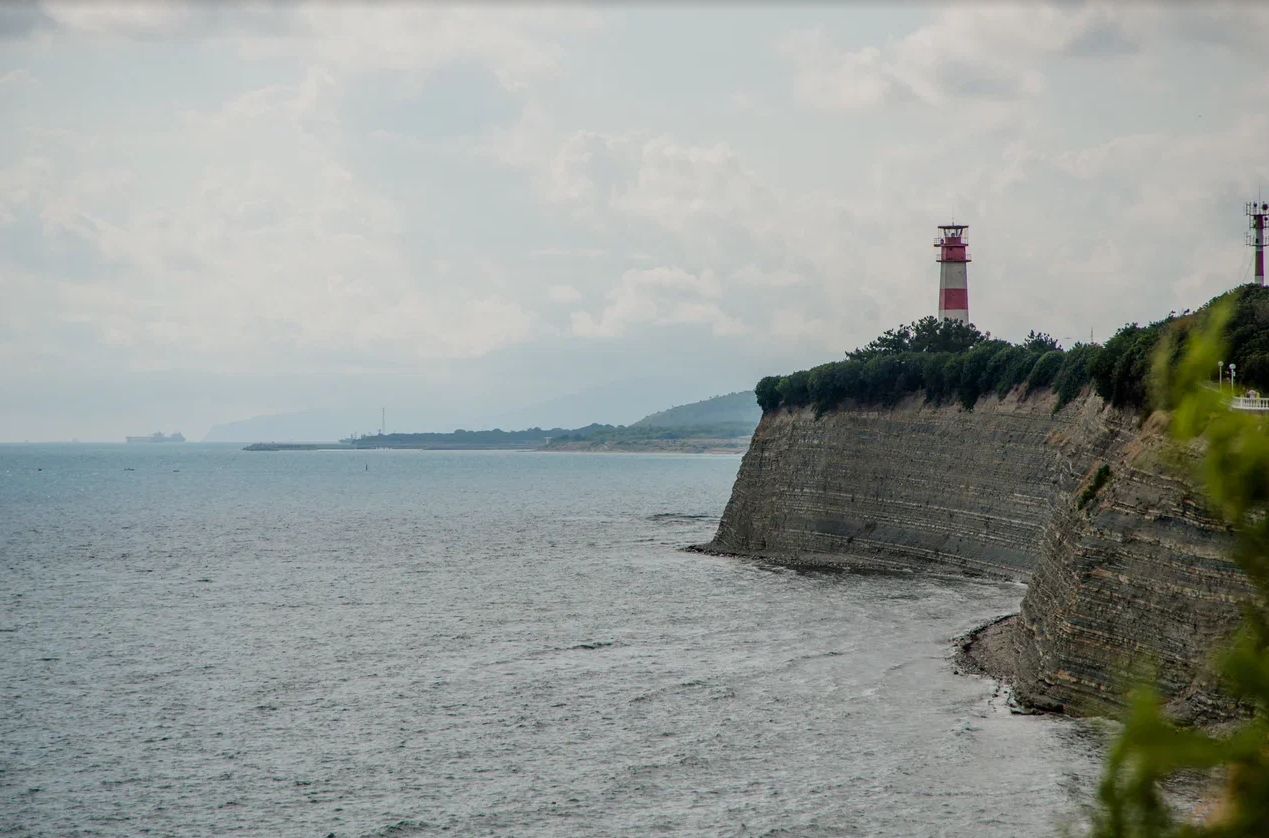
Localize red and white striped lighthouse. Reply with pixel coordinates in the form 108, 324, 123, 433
1248, 201, 1267, 286
935, 224, 971, 322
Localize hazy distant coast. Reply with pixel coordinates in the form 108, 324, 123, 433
540, 438, 748, 454
242, 391, 759, 454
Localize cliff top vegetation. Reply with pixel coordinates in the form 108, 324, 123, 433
755, 285, 1269, 417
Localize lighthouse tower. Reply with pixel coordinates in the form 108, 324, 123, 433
1248, 201, 1267, 286
935, 224, 971, 322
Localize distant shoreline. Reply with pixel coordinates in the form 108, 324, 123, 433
243, 440, 747, 454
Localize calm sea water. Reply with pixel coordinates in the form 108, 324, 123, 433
1, 444, 1105, 837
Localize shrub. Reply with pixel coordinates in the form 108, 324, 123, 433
1077, 464, 1111, 510
1026, 349, 1065, 393
755, 376, 782, 412
999, 347, 1041, 399
862, 356, 904, 405
777, 370, 812, 408
1053, 343, 1102, 411
809, 361, 860, 416
959, 340, 1011, 409
921, 352, 957, 404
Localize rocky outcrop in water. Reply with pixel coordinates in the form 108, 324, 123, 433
706, 390, 1249, 720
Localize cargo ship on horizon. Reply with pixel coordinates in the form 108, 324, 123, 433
125, 431, 185, 443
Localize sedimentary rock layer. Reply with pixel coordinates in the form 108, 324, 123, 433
1012, 407, 1250, 721
709, 390, 1078, 580
708, 391, 1249, 718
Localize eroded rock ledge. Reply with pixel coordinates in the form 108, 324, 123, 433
703, 390, 1250, 722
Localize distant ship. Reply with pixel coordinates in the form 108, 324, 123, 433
125, 431, 186, 444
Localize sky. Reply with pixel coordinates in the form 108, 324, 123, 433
2, 2, 1268, 441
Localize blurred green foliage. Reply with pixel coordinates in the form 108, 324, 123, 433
1089, 298, 1269, 837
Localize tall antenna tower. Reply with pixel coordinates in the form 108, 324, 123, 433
935, 224, 971, 322
1248, 200, 1267, 286
381, 406, 386, 436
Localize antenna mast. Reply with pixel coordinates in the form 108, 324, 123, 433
1248, 199, 1267, 286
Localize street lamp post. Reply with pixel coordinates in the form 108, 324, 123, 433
1230, 363, 1237, 394
1219, 360, 1224, 390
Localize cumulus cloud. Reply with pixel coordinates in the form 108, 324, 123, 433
30, 2, 601, 91
776, 4, 1143, 110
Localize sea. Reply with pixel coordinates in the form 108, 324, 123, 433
1, 444, 1107, 837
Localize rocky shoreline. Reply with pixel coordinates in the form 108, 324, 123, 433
952, 615, 1054, 716
544, 439, 748, 454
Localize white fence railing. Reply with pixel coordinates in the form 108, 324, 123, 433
1231, 396, 1269, 412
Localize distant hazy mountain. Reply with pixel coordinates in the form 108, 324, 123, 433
632, 391, 760, 428
202, 411, 363, 443
476, 379, 737, 431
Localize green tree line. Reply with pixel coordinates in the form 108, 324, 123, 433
755, 286, 1269, 417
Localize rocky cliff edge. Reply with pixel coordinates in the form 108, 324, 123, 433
703, 389, 1250, 722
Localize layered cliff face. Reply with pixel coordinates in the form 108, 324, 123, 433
709, 390, 1080, 580
1011, 407, 1250, 721
708, 391, 1250, 718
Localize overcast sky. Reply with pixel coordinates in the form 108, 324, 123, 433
2, 2, 1268, 441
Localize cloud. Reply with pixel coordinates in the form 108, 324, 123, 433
547, 284, 582, 303
0, 67, 542, 374
570, 266, 744, 338
726, 91, 771, 115
39, 1, 210, 38
32, 2, 600, 93
768, 308, 833, 345
0, 3, 52, 40
730, 265, 803, 288
531, 247, 608, 259
0, 68, 37, 88
545, 132, 787, 266
1142, 5, 1269, 53
776, 5, 1144, 110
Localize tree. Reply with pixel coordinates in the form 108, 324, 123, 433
909, 316, 986, 355
848, 324, 913, 361
848, 316, 986, 361
1023, 330, 1062, 353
